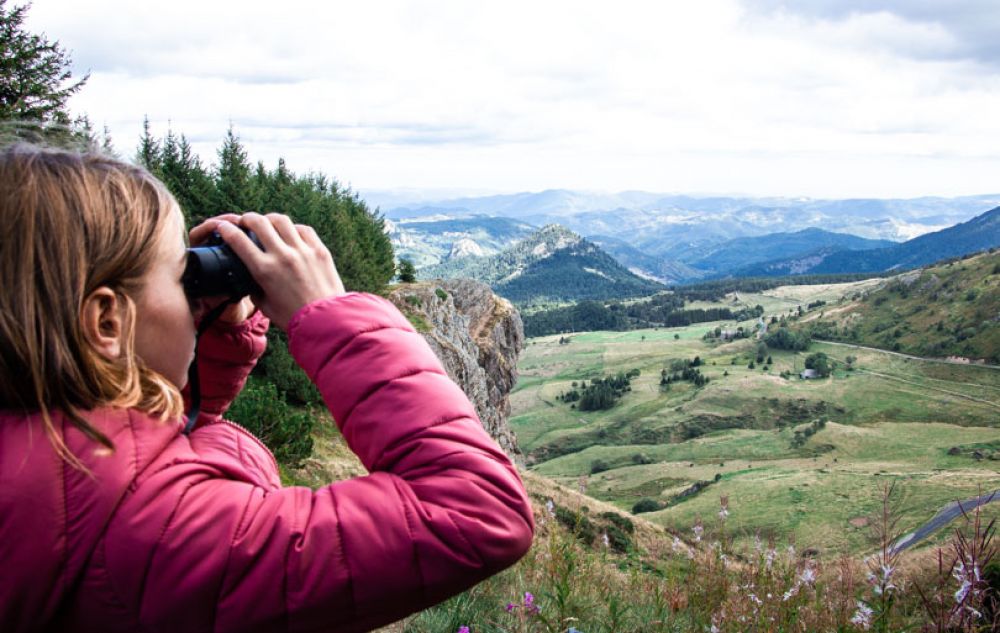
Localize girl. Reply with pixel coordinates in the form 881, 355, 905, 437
0, 144, 534, 632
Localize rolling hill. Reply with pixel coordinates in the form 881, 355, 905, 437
798, 249, 1000, 363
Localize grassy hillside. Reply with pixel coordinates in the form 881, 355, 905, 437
798, 250, 1000, 363
511, 278, 1000, 556
284, 418, 999, 633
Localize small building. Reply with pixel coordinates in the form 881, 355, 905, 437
800, 369, 820, 380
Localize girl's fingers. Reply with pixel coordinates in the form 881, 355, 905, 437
296, 224, 324, 250
189, 213, 242, 245
266, 213, 305, 248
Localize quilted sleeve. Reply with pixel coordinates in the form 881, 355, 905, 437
182, 309, 269, 428
105, 293, 533, 633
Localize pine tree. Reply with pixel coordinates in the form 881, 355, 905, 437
136, 116, 161, 172
214, 125, 256, 212
397, 258, 417, 283
0, 0, 88, 124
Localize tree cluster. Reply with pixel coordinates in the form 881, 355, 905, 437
137, 124, 395, 294
559, 369, 640, 411
660, 358, 709, 389
764, 327, 812, 351
804, 352, 833, 377
790, 418, 827, 449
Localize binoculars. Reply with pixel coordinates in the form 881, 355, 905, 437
182, 229, 264, 300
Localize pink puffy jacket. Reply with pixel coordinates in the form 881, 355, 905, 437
0, 293, 535, 632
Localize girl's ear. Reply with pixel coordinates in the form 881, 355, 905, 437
80, 287, 123, 360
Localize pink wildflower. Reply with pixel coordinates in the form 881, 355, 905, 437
851, 601, 873, 629
457, 627, 470, 633
718, 495, 729, 521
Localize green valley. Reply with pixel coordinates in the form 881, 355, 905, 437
511, 277, 1000, 556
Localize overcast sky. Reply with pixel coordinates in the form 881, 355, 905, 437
25, 0, 1000, 199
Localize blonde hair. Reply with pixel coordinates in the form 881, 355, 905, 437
0, 144, 184, 467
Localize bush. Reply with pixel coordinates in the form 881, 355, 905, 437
257, 329, 322, 406
590, 459, 611, 474
227, 376, 315, 467
555, 506, 596, 544
599, 511, 635, 534
435, 287, 448, 301
632, 497, 661, 514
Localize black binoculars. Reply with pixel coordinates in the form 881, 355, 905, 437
182, 229, 264, 300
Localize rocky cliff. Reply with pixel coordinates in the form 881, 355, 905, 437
388, 278, 525, 463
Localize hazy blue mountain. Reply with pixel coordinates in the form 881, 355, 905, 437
380, 189, 1000, 243
421, 224, 665, 305
684, 228, 895, 275
587, 235, 705, 284
735, 206, 1000, 276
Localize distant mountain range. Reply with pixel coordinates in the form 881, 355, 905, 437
736, 207, 1000, 276
375, 189, 1000, 285
421, 225, 664, 305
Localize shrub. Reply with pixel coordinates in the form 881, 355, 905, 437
632, 497, 661, 514
555, 506, 596, 544
257, 329, 322, 406
599, 511, 635, 534
435, 287, 448, 301
590, 459, 611, 474
227, 376, 314, 467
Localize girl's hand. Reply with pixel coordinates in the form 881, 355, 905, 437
214, 212, 346, 330
189, 214, 257, 324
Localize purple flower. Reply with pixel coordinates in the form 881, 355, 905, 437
524, 591, 540, 614
457, 627, 470, 633
505, 602, 517, 612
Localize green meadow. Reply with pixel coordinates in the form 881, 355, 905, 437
511, 280, 1000, 556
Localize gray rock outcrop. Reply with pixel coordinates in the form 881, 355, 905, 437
388, 279, 524, 463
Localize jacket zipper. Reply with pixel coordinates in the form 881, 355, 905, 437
220, 418, 281, 479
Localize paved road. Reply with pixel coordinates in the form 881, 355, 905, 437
892, 490, 1000, 553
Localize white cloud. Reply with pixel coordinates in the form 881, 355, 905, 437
23, 0, 1000, 198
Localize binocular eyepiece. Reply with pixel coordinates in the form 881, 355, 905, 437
182, 229, 264, 300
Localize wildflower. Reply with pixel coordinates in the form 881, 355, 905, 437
851, 601, 873, 630
545, 499, 556, 519
710, 625, 719, 633
799, 564, 817, 586
505, 602, 517, 613
952, 560, 982, 606
672, 536, 683, 553
601, 532, 609, 548
692, 520, 704, 543
457, 627, 470, 633
782, 586, 798, 601
524, 591, 540, 615
718, 495, 729, 521
764, 548, 776, 569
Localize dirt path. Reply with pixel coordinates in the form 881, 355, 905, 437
820, 340, 1000, 371
850, 367, 1000, 410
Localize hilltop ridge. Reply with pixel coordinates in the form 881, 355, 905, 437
421, 224, 665, 305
